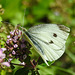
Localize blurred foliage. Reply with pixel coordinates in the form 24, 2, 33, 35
0, 0, 75, 75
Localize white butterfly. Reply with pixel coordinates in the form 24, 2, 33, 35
21, 24, 70, 66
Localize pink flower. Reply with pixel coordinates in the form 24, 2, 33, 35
0, 48, 10, 67
0, 48, 6, 59
14, 44, 18, 48
1, 48, 6, 51
10, 31, 14, 35
7, 35, 10, 38
12, 50, 16, 55
1, 62, 10, 67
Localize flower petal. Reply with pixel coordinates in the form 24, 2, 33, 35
0, 53, 6, 59
8, 58, 13, 62
0, 58, 3, 63
1, 62, 10, 67
1, 48, 6, 51
0, 49, 3, 54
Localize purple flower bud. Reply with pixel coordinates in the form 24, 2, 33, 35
6, 39, 10, 44
9, 47, 13, 51
8, 58, 13, 62
12, 50, 16, 55
9, 54, 12, 57
13, 39, 17, 43
0, 49, 6, 59
7, 35, 10, 38
14, 44, 18, 48
9, 38, 12, 41
14, 36, 18, 40
10, 31, 14, 36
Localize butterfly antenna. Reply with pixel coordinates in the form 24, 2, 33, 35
22, 8, 26, 27
20, 8, 26, 31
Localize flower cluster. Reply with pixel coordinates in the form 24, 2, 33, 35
0, 26, 38, 71
0, 48, 10, 67
5, 29, 31, 64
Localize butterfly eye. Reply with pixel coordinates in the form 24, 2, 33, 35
53, 33, 57, 37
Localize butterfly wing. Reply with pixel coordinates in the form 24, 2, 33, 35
23, 24, 70, 66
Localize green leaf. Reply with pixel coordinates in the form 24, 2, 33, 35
11, 59, 23, 75
37, 65, 54, 75
1, 70, 6, 75
14, 68, 29, 75
11, 59, 21, 64
37, 65, 75, 75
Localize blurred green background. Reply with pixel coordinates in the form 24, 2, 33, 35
0, 0, 75, 75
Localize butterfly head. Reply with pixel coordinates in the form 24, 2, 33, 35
20, 26, 27, 31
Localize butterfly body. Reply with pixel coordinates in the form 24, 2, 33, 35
21, 24, 70, 66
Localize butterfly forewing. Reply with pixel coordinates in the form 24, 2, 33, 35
23, 24, 70, 66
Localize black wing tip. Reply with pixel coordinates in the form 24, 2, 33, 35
57, 24, 70, 33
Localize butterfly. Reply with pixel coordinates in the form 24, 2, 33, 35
20, 24, 70, 66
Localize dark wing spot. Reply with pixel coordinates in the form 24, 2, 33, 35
49, 40, 54, 44
53, 33, 57, 37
